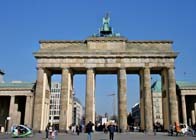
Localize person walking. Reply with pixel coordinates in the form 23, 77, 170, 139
45, 124, 49, 140
52, 125, 57, 139
76, 125, 80, 135
107, 122, 115, 140
86, 121, 94, 140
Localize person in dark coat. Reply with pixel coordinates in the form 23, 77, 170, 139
107, 122, 116, 140
76, 125, 80, 135
45, 124, 50, 140
86, 121, 94, 140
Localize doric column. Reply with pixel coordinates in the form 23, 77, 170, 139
85, 68, 95, 125
181, 95, 187, 124
192, 110, 195, 125
8, 96, 15, 131
118, 68, 127, 132
59, 68, 72, 132
44, 70, 51, 130
194, 103, 196, 123
139, 69, 145, 130
143, 67, 153, 133
67, 74, 73, 129
24, 96, 31, 127
28, 95, 34, 127
161, 68, 169, 130
33, 68, 45, 131
168, 67, 179, 125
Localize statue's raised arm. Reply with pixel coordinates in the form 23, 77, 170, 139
102, 13, 110, 25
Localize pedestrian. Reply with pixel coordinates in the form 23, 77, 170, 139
153, 123, 156, 136
168, 124, 173, 136
49, 124, 53, 138
107, 122, 115, 140
76, 125, 80, 135
86, 121, 94, 140
52, 125, 57, 139
175, 122, 182, 136
71, 124, 76, 134
45, 124, 49, 140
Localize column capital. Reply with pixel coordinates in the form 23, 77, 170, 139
140, 66, 150, 71
62, 67, 70, 71
118, 67, 126, 70
167, 66, 175, 70
86, 67, 95, 73
62, 67, 73, 74
144, 67, 150, 71
86, 67, 95, 70
145, 63, 150, 67
44, 69, 52, 75
181, 95, 185, 97
36, 67, 45, 70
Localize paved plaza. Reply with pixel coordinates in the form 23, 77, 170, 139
0, 132, 194, 140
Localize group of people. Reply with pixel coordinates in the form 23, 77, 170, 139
85, 121, 116, 140
168, 122, 196, 136
70, 124, 82, 135
45, 121, 116, 140
45, 124, 57, 140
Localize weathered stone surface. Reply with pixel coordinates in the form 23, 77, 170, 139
33, 36, 179, 133
59, 68, 72, 132
118, 68, 127, 132
181, 95, 187, 124
85, 68, 95, 125
161, 69, 170, 130
168, 68, 179, 125
143, 67, 153, 132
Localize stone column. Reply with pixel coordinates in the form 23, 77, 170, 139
195, 103, 196, 123
161, 68, 169, 130
29, 95, 34, 127
168, 67, 179, 125
118, 68, 127, 132
59, 68, 72, 132
8, 96, 15, 131
33, 68, 45, 131
192, 110, 195, 125
181, 95, 187, 124
68, 74, 74, 128
139, 69, 145, 130
143, 67, 153, 133
44, 70, 51, 129
85, 68, 95, 125
24, 96, 31, 127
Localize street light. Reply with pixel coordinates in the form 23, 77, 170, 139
107, 93, 116, 117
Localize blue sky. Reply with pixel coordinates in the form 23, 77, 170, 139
0, 0, 196, 116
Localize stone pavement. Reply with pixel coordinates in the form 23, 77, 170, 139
0, 132, 194, 140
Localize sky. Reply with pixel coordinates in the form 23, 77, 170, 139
0, 0, 196, 117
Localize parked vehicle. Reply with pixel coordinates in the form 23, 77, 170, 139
11, 124, 32, 138
179, 123, 189, 134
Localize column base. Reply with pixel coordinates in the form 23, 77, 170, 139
144, 130, 155, 136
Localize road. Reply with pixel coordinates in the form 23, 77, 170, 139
0, 132, 194, 140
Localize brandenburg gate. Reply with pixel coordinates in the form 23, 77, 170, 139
33, 15, 179, 133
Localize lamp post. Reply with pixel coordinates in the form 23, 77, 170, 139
107, 93, 116, 117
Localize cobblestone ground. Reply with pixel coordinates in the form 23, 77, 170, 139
0, 132, 194, 140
